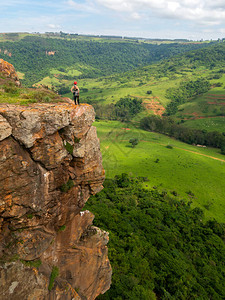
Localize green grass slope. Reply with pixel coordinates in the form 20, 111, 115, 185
0, 67, 64, 104
184, 116, 225, 133
95, 120, 225, 222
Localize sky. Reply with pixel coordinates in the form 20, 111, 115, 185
1, 0, 225, 40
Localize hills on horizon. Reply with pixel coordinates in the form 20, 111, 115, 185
0, 33, 220, 86
1, 31, 220, 42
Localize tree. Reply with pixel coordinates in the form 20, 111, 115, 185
114, 97, 142, 122
129, 138, 139, 148
221, 142, 225, 155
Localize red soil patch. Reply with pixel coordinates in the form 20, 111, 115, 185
183, 115, 225, 120
207, 101, 225, 105
131, 95, 165, 117
207, 96, 225, 99
143, 99, 165, 116
207, 94, 225, 97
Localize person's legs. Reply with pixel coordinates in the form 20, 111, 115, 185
77, 96, 80, 105
73, 93, 76, 104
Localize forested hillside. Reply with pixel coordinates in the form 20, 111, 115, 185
0, 35, 215, 86
85, 175, 225, 300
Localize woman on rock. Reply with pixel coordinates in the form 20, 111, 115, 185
71, 81, 80, 105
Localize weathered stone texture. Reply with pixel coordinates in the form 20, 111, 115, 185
0, 103, 111, 300
0, 262, 48, 300
0, 59, 21, 86
0, 115, 12, 141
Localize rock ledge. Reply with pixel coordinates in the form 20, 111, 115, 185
0, 103, 111, 300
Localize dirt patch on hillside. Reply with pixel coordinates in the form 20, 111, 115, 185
207, 101, 225, 105
183, 114, 225, 120
206, 94, 225, 103
207, 94, 225, 97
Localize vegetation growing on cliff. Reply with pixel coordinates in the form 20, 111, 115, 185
48, 266, 59, 291
86, 175, 225, 300
0, 65, 62, 104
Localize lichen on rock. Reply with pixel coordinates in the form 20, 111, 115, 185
0, 103, 111, 300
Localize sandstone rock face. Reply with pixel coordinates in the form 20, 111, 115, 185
0, 115, 12, 141
0, 59, 21, 86
0, 103, 111, 300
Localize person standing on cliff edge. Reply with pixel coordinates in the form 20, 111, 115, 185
71, 81, 80, 105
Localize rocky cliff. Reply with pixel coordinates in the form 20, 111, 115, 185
0, 59, 20, 86
0, 102, 112, 299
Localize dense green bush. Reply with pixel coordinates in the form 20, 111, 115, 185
92, 97, 143, 121
114, 97, 143, 121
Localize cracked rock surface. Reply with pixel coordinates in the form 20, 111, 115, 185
0, 103, 111, 300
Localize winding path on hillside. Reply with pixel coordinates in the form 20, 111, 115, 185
140, 140, 225, 162
133, 136, 225, 162
168, 145, 225, 162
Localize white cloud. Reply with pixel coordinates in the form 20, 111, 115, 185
96, 0, 225, 26
66, 0, 99, 13
48, 24, 61, 29
131, 12, 141, 20
218, 28, 225, 34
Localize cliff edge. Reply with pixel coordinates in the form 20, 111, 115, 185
0, 102, 112, 299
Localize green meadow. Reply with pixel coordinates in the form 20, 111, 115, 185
95, 120, 225, 222
184, 117, 225, 132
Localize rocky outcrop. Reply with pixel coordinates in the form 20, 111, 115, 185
0, 103, 111, 299
0, 59, 20, 86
